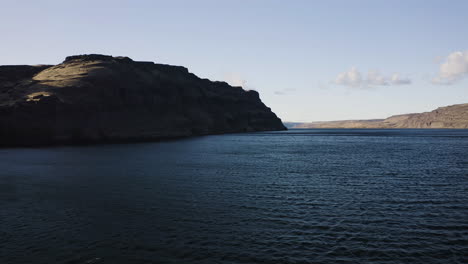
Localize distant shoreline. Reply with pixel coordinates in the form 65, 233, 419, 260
284, 103, 468, 129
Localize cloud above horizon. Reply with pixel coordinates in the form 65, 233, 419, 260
274, 88, 296, 95
334, 67, 411, 88
432, 50, 468, 85
224, 72, 247, 87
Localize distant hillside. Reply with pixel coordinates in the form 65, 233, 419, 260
292, 104, 468, 129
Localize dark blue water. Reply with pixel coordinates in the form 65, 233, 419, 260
1, 129, 468, 264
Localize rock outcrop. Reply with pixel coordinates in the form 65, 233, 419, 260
0, 54, 286, 146
293, 104, 468, 129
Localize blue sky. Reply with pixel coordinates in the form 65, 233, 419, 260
1, 0, 467, 121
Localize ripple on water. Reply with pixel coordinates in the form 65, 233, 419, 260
0, 129, 467, 264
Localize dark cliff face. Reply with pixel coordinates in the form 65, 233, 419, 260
0, 54, 286, 146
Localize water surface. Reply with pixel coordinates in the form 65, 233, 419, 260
1, 129, 467, 263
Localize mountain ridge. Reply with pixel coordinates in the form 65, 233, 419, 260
290, 103, 468, 129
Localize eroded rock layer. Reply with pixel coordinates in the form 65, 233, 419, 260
0, 55, 286, 146
293, 104, 468, 129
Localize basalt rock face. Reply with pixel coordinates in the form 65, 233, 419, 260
0, 54, 286, 146
293, 103, 468, 129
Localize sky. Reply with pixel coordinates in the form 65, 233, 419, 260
1, 0, 467, 121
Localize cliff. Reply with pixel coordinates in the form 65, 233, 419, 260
0, 54, 286, 146
293, 104, 468, 129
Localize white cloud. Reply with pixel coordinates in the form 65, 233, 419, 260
335, 67, 362, 87
334, 67, 411, 88
432, 50, 468, 84
389, 73, 411, 85
274, 88, 296, 95
317, 81, 330, 90
367, 70, 388, 86
224, 72, 247, 87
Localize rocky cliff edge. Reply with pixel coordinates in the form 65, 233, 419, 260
0, 54, 286, 146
